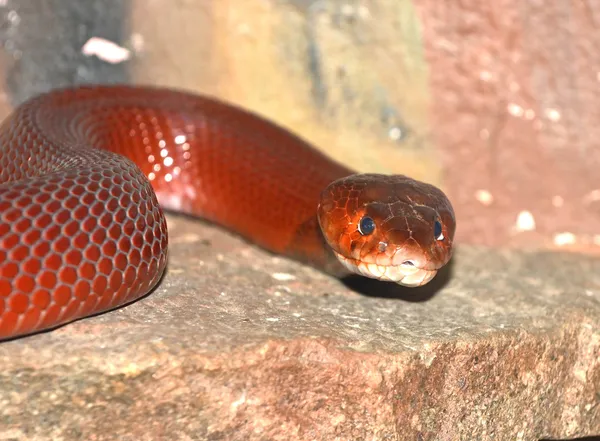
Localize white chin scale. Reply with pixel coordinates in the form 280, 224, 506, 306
334, 252, 437, 287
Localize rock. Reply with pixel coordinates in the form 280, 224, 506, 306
0, 214, 597, 441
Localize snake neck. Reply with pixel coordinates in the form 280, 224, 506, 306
286, 215, 351, 278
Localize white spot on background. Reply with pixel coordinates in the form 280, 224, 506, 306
231, 391, 246, 410
515, 211, 536, 232
272, 273, 296, 281
554, 232, 576, 246
357, 5, 370, 18
475, 189, 494, 206
388, 127, 402, 141
507, 103, 524, 117
544, 108, 561, 122
82, 37, 131, 64
583, 189, 600, 204
7, 9, 20, 25
479, 70, 493, 82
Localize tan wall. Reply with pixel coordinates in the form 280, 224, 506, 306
1, 0, 598, 253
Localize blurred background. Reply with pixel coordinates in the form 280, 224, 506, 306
0, 0, 599, 257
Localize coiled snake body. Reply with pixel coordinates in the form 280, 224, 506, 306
0, 85, 455, 340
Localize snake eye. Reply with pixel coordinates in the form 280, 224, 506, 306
434, 220, 444, 241
358, 216, 376, 235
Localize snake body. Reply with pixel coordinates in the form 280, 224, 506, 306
0, 85, 455, 340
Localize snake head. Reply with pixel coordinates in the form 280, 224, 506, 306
317, 173, 456, 287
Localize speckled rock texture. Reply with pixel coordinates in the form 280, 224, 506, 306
0, 214, 598, 441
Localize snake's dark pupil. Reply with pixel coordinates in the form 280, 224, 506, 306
358, 216, 376, 235
434, 220, 443, 240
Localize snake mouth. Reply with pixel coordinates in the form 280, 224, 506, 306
333, 251, 437, 287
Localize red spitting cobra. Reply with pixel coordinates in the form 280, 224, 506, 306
0, 85, 456, 340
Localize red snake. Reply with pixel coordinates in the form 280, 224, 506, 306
0, 85, 456, 340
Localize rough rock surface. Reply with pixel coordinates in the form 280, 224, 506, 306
0, 214, 598, 441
